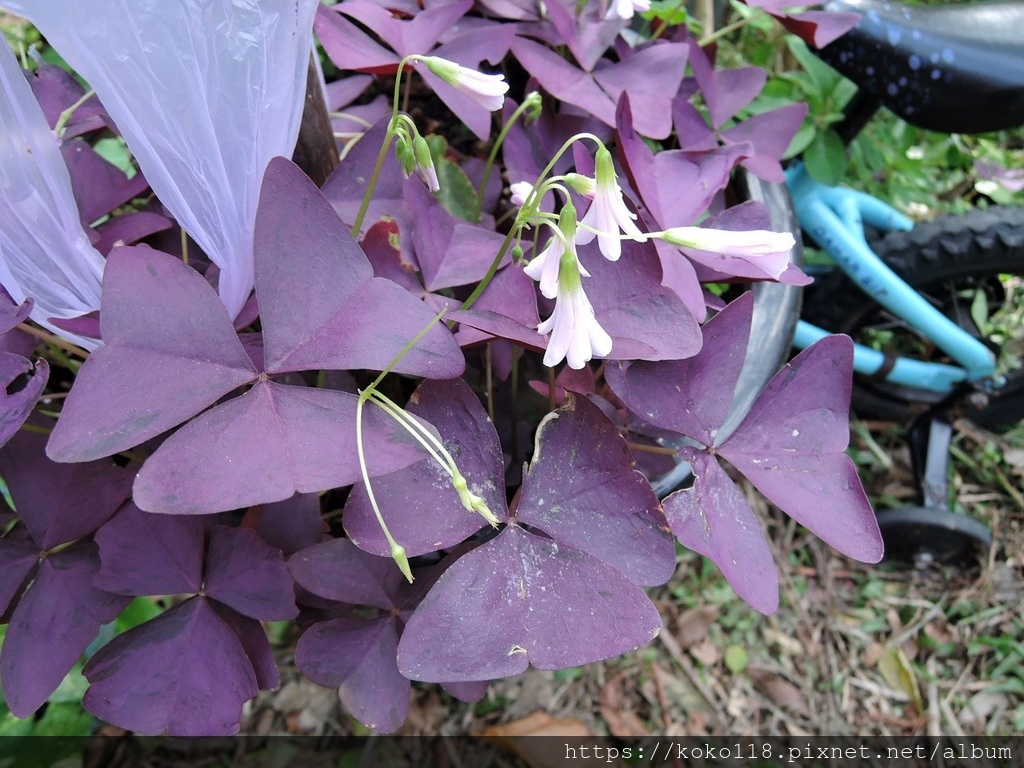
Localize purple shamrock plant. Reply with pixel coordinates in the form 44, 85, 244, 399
0, 0, 885, 736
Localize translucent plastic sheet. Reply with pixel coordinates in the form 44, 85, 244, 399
0, 37, 104, 349
4, 0, 319, 319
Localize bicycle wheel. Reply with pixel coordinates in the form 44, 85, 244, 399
803, 205, 1024, 430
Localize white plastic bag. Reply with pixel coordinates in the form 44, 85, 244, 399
4, 0, 319, 320
0, 37, 104, 349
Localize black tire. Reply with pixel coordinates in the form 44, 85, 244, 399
803, 205, 1024, 429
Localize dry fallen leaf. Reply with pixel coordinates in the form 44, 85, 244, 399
675, 605, 718, 649
878, 646, 923, 712
599, 672, 650, 737
689, 640, 720, 667
748, 667, 812, 718
483, 712, 616, 768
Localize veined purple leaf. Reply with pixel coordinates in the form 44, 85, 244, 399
616, 95, 746, 228
542, 0, 627, 72
0, 535, 38, 618
579, 237, 702, 362
204, 526, 298, 621
93, 211, 172, 257
0, 427, 133, 550
442, 680, 490, 702
133, 381, 428, 515
406, 180, 511, 292
397, 524, 662, 681
332, 1, 473, 67
688, 45, 766, 130
257, 493, 324, 557
718, 335, 883, 562
254, 158, 464, 380
0, 293, 31, 335
47, 246, 258, 463
1, 544, 128, 717
664, 449, 779, 614
720, 104, 808, 183
83, 597, 258, 736
93, 504, 205, 597
296, 616, 409, 733
314, 6, 397, 75
5, 0, 320, 319
518, 395, 674, 586
344, 379, 506, 557
0, 354, 47, 450
60, 139, 149, 225
741, 0, 860, 48
416, 25, 515, 140
210, 602, 281, 691
323, 117, 412, 243
511, 38, 686, 139
453, 265, 540, 348
289, 538, 404, 610
0, 37, 104, 348
605, 292, 755, 446
26, 64, 108, 138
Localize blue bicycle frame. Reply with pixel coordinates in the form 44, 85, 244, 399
786, 163, 998, 394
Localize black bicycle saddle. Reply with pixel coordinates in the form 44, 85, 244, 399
818, 0, 1024, 134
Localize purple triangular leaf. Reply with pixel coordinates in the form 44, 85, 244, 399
517, 394, 674, 586
133, 381, 430, 515
397, 525, 662, 681
295, 615, 409, 733
0, 537, 38, 618
0, 427, 133, 550
322, 118, 411, 244
718, 335, 884, 562
47, 246, 258, 462
663, 449, 779, 614
1, 544, 128, 717
257, 493, 324, 556
406, 181, 511, 292
204, 526, 297, 621
441, 680, 490, 702
0, 355, 47, 450
580, 238, 702, 362
590, 43, 688, 140
314, 5, 398, 74
721, 104, 808, 183
417, 25, 515, 140
60, 139, 149, 225
93, 504, 204, 596
254, 158, 464, 379
344, 378, 505, 557
93, 211, 172, 256
83, 597, 258, 736
289, 538, 402, 611
26, 64, 109, 137
688, 46, 765, 129
0, 295, 32, 336
210, 601, 281, 691
605, 293, 754, 445
337, 1, 473, 59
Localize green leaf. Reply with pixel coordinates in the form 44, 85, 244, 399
93, 137, 137, 179
724, 644, 748, 673
435, 160, 480, 222
970, 289, 990, 334
786, 122, 817, 159
115, 596, 163, 634
786, 37, 842, 95
804, 128, 847, 185
32, 702, 94, 736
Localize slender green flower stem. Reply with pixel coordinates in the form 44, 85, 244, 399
698, 10, 764, 46
350, 55, 421, 238
460, 133, 604, 312
474, 94, 541, 223
355, 396, 412, 581
53, 88, 95, 136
